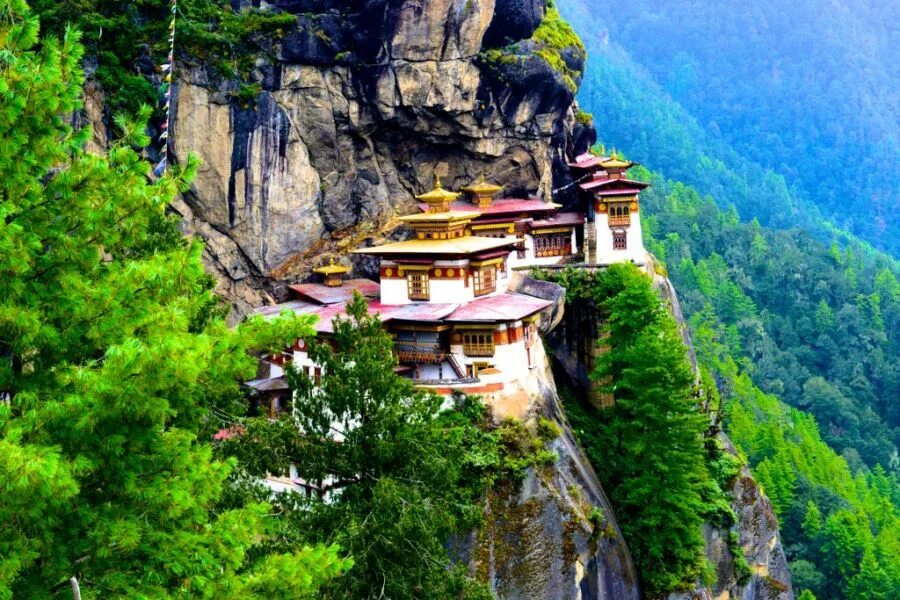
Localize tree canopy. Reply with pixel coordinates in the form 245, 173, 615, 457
0, 2, 345, 596
217, 293, 498, 599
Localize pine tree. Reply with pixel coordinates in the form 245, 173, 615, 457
846, 547, 893, 600
0, 2, 346, 596
218, 293, 494, 599
582, 264, 710, 596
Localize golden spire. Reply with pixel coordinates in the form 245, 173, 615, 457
415, 173, 461, 212
313, 257, 350, 286
461, 172, 503, 208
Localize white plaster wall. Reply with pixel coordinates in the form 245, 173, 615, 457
430, 278, 474, 303
594, 212, 646, 265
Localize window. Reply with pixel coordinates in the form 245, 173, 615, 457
462, 331, 495, 356
534, 232, 571, 257
407, 271, 429, 300
613, 230, 627, 250
608, 204, 631, 226
472, 266, 496, 296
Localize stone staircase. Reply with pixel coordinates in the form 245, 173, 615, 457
584, 224, 596, 264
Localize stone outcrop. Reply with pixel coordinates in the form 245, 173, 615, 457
167, 0, 585, 316
468, 386, 639, 600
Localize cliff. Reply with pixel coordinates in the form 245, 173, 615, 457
543, 262, 793, 600
162, 0, 592, 314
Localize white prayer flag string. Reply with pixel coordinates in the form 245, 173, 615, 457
154, 0, 177, 177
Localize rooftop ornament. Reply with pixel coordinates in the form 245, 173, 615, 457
313, 257, 350, 287
415, 174, 461, 212
462, 173, 503, 208
600, 148, 635, 170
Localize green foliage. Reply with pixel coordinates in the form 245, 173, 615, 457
559, 0, 900, 256
218, 293, 494, 598
639, 173, 900, 598
531, 7, 585, 92
553, 264, 714, 597
30, 0, 296, 117
0, 3, 344, 596
639, 169, 900, 473
575, 109, 593, 126
478, 6, 585, 94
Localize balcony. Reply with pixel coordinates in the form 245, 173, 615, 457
608, 214, 631, 227
394, 339, 446, 365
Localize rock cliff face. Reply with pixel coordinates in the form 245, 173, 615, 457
168, 0, 588, 314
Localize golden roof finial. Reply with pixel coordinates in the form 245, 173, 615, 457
313, 257, 350, 276
416, 173, 461, 206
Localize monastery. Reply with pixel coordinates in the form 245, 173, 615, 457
248, 160, 649, 416
569, 149, 649, 265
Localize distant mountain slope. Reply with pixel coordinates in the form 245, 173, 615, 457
637, 169, 900, 599
558, 0, 900, 256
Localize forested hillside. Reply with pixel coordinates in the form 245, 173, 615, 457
639, 170, 900, 599
558, 0, 900, 256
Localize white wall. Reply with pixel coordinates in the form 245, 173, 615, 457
594, 212, 646, 265
379, 257, 512, 304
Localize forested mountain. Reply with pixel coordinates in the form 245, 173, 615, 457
558, 0, 900, 256
637, 172, 900, 598
639, 170, 900, 473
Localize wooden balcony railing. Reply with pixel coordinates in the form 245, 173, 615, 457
608, 215, 631, 227
462, 342, 495, 357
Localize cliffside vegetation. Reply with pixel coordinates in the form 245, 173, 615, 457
30, 0, 293, 116
479, 5, 585, 93
536, 264, 740, 597
0, 3, 347, 596
639, 170, 900, 599
215, 293, 550, 599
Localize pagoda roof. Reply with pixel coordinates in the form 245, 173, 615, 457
351, 236, 517, 256
312, 257, 350, 276
253, 290, 553, 336
419, 198, 560, 216
288, 279, 380, 305
245, 376, 290, 392
444, 292, 552, 322
461, 174, 503, 194
400, 210, 481, 224
415, 175, 461, 204
580, 177, 649, 191
530, 211, 585, 228
567, 152, 607, 169
593, 188, 644, 197
368, 301, 459, 323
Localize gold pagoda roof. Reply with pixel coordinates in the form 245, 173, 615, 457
601, 150, 634, 169
415, 175, 461, 204
461, 174, 503, 195
399, 210, 482, 224
352, 236, 517, 256
313, 257, 350, 275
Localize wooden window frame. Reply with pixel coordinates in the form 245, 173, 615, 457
472, 266, 496, 297
613, 230, 627, 250
462, 331, 495, 357
407, 271, 430, 300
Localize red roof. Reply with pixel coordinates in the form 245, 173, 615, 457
580, 177, 649, 192
444, 293, 551, 322
252, 299, 320, 318
592, 188, 644, 197
530, 211, 584, 229
567, 153, 608, 169
367, 301, 459, 323
288, 279, 380, 305
419, 198, 558, 216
